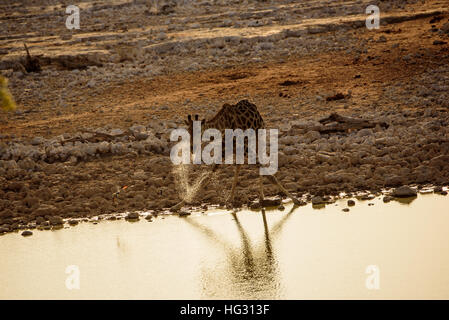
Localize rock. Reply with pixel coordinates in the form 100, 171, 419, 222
414, 165, 437, 183
68, 220, 78, 226
18, 158, 36, 171
250, 202, 261, 210
68, 156, 78, 164
179, 211, 191, 217
130, 124, 146, 135
256, 42, 274, 50
342, 208, 350, 212
34, 204, 58, 217
133, 170, 147, 180
385, 175, 403, 187
126, 212, 139, 220
248, 20, 263, 27
392, 186, 417, 198
49, 216, 64, 226
360, 194, 374, 200
85, 144, 97, 157
282, 146, 297, 156
0, 226, 9, 233
35, 216, 46, 224
110, 129, 124, 136
419, 188, 433, 194
441, 22, 449, 34
283, 29, 305, 38
326, 92, 345, 101
307, 25, 328, 34
0, 209, 13, 219
5, 181, 24, 192
316, 153, 332, 163
261, 199, 282, 207
430, 155, 449, 169
357, 128, 373, 137
129, 124, 150, 140
31, 136, 44, 145
87, 79, 96, 88
347, 199, 355, 206
21, 230, 33, 236
1, 160, 18, 170
23, 197, 39, 208
61, 34, 72, 41
433, 40, 447, 45
134, 132, 149, 141
110, 142, 127, 154
378, 35, 387, 42
280, 135, 300, 145
157, 32, 167, 40
97, 141, 110, 154
383, 196, 393, 203
311, 196, 324, 205
303, 130, 321, 143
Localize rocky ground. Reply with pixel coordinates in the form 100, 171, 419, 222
0, 0, 449, 234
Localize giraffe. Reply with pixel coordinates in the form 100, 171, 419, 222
171, 99, 301, 211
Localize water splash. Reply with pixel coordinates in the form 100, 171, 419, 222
172, 163, 213, 203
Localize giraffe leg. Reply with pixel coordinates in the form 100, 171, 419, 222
258, 174, 265, 206
225, 165, 241, 207
266, 175, 302, 206
169, 199, 185, 212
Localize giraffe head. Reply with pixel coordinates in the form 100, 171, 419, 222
185, 114, 205, 153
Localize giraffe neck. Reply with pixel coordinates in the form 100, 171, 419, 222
204, 109, 234, 131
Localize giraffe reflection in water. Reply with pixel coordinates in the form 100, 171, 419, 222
184, 205, 296, 299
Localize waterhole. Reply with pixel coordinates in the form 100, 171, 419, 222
1, 194, 448, 299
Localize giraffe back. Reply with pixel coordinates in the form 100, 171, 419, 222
184, 100, 265, 157
204, 100, 265, 132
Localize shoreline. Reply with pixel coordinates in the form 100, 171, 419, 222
1, 185, 447, 236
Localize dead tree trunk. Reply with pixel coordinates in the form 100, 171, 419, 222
318, 113, 389, 134
22, 43, 41, 73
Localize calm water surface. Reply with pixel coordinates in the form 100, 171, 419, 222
1, 194, 448, 299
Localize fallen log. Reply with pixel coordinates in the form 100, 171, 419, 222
318, 113, 389, 134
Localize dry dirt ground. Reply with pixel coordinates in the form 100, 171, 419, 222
0, 0, 448, 233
